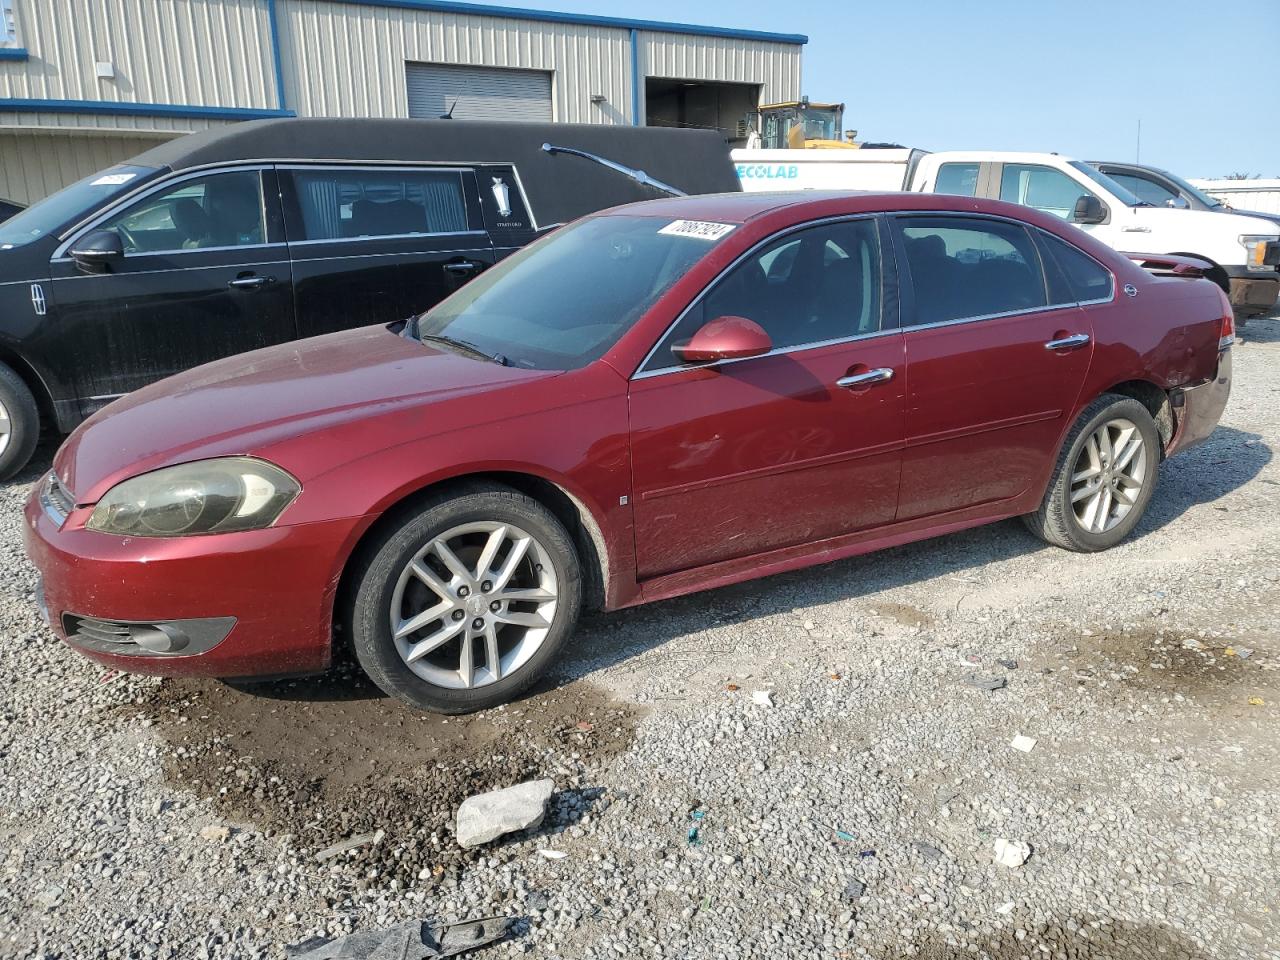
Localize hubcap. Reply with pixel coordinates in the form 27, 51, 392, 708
1070, 417, 1147, 534
0, 397, 10, 457
389, 521, 558, 689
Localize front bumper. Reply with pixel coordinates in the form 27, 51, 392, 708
22, 489, 365, 678
1166, 350, 1232, 457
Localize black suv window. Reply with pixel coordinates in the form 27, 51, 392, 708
1106, 172, 1178, 206
289, 167, 469, 241
1038, 231, 1114, 303
896, 216, 1048, 325
98, 170, 265, 253
645, 218, 882, 372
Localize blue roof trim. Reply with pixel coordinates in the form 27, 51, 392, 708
0, 47, 29, 61
340, 0, 808, 44
0, 98, 296, 120
266, 0, 288, 110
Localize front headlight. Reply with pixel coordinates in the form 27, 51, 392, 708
1239, 234, 1276, 272
86, 458, 300, 537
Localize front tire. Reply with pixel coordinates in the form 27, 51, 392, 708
348, 483, 582, 713
0, 362, 40, 481
1023, 395, 1160, 552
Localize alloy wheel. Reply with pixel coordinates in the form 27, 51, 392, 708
1070, 417, 1147, 534
388, 521, 559, 689
0, 397, 10, 457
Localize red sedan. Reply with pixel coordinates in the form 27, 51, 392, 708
24, 192, 1233, 712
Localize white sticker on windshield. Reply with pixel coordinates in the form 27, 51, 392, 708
91, 172, 137, 186
658, 219, 736, 242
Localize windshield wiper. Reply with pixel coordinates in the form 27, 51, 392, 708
541, 143, 687, 197
419, 332, 509, 366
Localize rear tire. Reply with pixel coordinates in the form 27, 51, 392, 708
1023, 395, 1160, 552
348, 482, 581, 713
0, 362, 40, 481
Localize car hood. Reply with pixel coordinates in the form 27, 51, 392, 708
55, 325, 559, 503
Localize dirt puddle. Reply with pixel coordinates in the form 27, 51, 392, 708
135, 667, 640, 889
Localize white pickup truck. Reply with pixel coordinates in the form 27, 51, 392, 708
732, 148, 1280, 318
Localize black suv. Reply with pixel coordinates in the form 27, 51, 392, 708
0, 118, 738, 478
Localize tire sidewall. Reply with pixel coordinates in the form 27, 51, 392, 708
1055, 397, 1160, 550
350, 488, 581, 713
0, 363, 40, 481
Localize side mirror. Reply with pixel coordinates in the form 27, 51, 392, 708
671, 315, 773, 365
1166, 196, 1189, 209
1072, 195, 1107, 225
69, 229, 124, 272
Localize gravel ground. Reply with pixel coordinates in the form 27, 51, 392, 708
2, 314, 1279, 960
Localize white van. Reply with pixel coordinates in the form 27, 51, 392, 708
732, 148, 1280, 317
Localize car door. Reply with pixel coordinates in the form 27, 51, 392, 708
890, 214, 1094, 522
47, 167, 295, 413
279, 165, 497, 337
627, 217, 906, 579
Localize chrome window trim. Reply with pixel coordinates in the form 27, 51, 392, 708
51, 242, 287, 265
631, 213, 883, 380
54, 165, 274, 260
284, 230, 488, 248
50, 259, 290, 279
288, 245, 490, 265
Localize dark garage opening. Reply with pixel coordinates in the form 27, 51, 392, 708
644, 78, 760, 146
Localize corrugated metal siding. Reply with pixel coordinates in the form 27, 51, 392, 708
1190, 178, 1280, 216
0, 0, 276, 124
0, 131, 173, 203
279, 0, 630, 123
639, 30, 802, 112
406, 62, 552, 122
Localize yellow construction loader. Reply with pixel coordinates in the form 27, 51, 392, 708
756, 99, 857, 149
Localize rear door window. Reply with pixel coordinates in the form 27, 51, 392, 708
934, 162, 980, 197
1037, 231, 1114, 303
288, 167, 470, 241
894, 216, 1049, 325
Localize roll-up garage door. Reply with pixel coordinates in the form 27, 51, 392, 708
406, 63, 553, 123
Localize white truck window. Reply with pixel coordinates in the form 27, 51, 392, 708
999, 164, 1091, 220
935, 163, 980, 197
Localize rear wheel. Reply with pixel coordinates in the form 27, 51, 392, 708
0, 362, 40, 481
348, 483, 581, 713
1023, 395, 1160, 552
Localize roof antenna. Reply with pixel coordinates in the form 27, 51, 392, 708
440, 100, 457, 120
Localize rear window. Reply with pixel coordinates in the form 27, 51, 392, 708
288, 167, 469, 241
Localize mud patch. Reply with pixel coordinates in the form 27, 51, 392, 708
870, 602, 935, 630
1047, 627, 1272, 701
136, 667, 639, 890
875, 917, 1200, 959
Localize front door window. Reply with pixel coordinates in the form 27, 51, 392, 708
98, 170, 266, 253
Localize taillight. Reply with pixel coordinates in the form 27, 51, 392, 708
1217, 288, 1235, 350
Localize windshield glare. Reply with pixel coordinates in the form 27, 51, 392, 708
1068, 161, 1146, 207
0, 164, 158, 249
417, 214, 728, 370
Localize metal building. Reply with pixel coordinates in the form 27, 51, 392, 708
0, 0, 804, 204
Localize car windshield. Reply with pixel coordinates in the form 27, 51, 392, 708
416, 213, 730, 370
1067, 161, 1149, 207
0, 164, 159, 249
1153, 167, 1224, 209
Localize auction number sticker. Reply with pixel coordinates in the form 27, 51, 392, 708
658, 219, 736, 241
91, 173, 138, 186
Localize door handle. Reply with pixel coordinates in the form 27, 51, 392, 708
443, 261, 479, 275
1044, 333, 1091, 351
227, 276, 271, 290
836, 367, 895, 389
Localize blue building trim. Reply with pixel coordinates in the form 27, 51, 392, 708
341, 0, 808, 44
0, 47, 29, 61
265, 0, 288, 110
629, 29, 640, 127
0, 98, 295, 121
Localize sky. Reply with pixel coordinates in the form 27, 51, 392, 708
466, 0, 1280, 178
